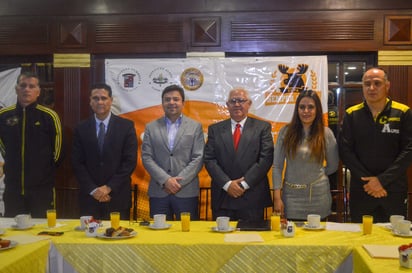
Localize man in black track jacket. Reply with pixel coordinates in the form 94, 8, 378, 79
0, 71, 63, 217
339, 67, 412, 223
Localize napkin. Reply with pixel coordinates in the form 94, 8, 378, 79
224, 233, 264, 243
363, 244, 399, 259
326, 222, 361, 232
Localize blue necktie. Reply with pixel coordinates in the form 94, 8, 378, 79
98, 122, 105, 153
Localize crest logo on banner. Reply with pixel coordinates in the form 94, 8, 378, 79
266, 63, 320, 106
180, 67, 204, 91
116, 68, 142, 92
149, 67, 174, 91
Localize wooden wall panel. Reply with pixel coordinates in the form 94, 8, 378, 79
54, 67, 91, 218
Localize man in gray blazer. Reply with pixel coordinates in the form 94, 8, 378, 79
204, 87, 274, 221
142, 84, 204, 220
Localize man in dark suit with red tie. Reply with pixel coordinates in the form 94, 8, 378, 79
204, 87, 274, 221
72, 83, 138, 220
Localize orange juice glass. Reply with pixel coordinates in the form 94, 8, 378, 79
362, 215, 373, 235
110, 212, 120, 229
47, 209, 57, 228
271, 214, 281, 231
181, 212, 190, 232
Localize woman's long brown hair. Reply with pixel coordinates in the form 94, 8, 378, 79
283, 90, 325, 164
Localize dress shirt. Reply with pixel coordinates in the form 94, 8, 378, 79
165, 115, 182, 150
90, 113, 111, 195
223, 117, 250, 191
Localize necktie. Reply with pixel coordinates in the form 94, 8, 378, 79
98, 122, 105, 153
233, 123, 241, 151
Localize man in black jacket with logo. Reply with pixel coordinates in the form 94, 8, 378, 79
0, 71, 63, 217
339, 67, 412, 223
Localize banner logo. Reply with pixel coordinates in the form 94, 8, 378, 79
265, 63, 320, 106
149, 67, 174, 91
180, 68, 204, 91
116, 68, 142, 92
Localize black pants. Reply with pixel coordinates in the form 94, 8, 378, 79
349, 190, 407, 223
4, 187, 54, 218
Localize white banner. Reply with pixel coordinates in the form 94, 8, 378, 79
0, 67, 21, 109
105, 56, 328, 219
106, 56, 328, 122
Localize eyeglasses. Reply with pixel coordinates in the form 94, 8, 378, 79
298, 104, 315, 111
228, 98, 248, 105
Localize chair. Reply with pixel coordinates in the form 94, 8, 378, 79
198, 187, 212, 220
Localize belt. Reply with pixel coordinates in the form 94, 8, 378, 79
284, 177, 325, 202
284, 182, 307, 189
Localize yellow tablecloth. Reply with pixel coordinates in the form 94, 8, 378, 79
50, 220, 355, 273
0, 219, 52, 273
1, 219, 410, 273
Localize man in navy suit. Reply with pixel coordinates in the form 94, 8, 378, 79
204, 87, 274, 221
72, 83, 137, 220
142, 84, 204, 220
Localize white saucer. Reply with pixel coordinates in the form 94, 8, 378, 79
303, 224, 325, 230
10, 224, 35, 230
392, 230, 412, 237
148, 223, 172, 230
74, 226, 86, 231
211, 226, 235, 233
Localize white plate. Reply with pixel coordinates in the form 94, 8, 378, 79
148, 223, 172, 230
384, 224, 393, 230
0, 241, 18, 251
211, 226, 235, 233
96, 231, 137, 239
0, 229, 5, 235
392, 230, 412, 237
303, 224, 325, 230
10, 224, 35, 230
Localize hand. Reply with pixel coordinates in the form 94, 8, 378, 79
227, 177, 245, 198
273, 198, 284, 216
92, 185, 112, 202
362, 176, 387, 198
163, 177, 182, 194
273, 189, 284, 215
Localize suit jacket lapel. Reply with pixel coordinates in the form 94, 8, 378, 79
220, 119, 236, 156
236, 118, 253, 158
158, 118, 170, 151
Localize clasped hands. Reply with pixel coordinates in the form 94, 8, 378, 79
163, 177, 182, 194
362, 176, 387, 198
227, 177, 245, 198
92, 185, 112, 202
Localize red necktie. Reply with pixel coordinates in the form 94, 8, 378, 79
233, 123, 241, 151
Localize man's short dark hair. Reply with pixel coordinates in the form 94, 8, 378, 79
17, 71, 40, 84
91, 83, 112, 97
161, 84, 185, 102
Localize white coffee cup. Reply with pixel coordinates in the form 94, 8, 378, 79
307, 214, 321, 228
15, 214, 32, 228
398, 220, 411, 235
216, 216, 230, 230
390, 215, 405, 231
153, 214, 166, 228
80, 216, 93, 229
